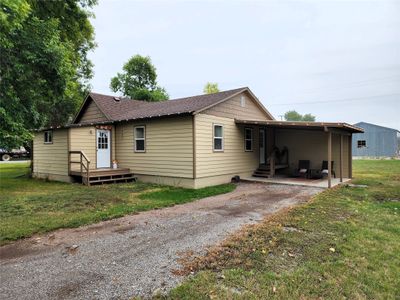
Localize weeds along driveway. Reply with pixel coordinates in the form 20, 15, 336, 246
0, 182, 322, 300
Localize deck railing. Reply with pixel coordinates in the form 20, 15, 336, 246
69, 151, 90, 185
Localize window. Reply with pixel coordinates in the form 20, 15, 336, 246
244, 128, 253, 151
240, 96, 246, 107
44, 130, 53, 144
134, 126, 146, 152
213, 124, 224, 151
357, 140, 366, 148
97, 131, 109, 149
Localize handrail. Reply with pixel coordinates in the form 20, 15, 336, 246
81, 151, 91, 164
69, 150, 91, 163
69, 150, 90, 186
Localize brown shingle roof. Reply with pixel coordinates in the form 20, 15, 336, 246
86, 87, 248, 123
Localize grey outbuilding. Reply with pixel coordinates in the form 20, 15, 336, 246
352, 122, 400, 158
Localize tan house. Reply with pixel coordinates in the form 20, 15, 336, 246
32, 87, 363, 188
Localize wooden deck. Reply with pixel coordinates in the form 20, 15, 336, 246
70, 167, 130, 177
70, 168, 137, 185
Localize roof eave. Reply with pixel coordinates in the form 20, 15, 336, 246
72, 93, 113, 124
243, 88, 275, 120
55, 111, 193, 131
192, 88, 247, 115
235, 119, 364, 133
192, 87, 275, 120
71, 93, 91, 124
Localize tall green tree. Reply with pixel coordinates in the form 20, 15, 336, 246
110, 55, 169, 102
284, 110, 316, 121
302, 113, 316, 122
28, 0, 97, 87
203, 82, 219, 94
0, 0, 96, 149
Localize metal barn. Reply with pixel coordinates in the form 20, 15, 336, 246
352, 122, 400, 157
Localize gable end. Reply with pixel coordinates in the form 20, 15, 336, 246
199, 90, 274, 121
73, 96, 109, 124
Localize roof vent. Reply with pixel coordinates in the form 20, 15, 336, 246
113, 97, 121, 102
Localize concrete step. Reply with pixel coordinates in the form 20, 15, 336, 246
252, 173, 271, 178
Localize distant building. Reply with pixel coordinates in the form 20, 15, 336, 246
352, 122, 400, 158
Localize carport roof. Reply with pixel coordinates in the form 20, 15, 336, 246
235, 119, 364, 133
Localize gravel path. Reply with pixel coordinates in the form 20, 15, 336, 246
0, 182, 322, 299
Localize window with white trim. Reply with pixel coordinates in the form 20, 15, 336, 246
44, 130, 53, 144
213, 124, 224, 151
244, 128, 253, 151
134, 126, 146, 152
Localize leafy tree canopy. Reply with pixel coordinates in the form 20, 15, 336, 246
0, 0, 97, 149
302, 113, 316, 122
110, 55, 169, 102
284, 110, 316, 122
203, 82, 219, 94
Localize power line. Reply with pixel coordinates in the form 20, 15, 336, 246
299, 79, 400, 97
268, 92, 400, 106
271, 75, 400, 100
303, 75, 400, 92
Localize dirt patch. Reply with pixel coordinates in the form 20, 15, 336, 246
220, 191, 312, 217
112, 223, 136, 234
0, 242, 45, 260
51, 272, 105, 299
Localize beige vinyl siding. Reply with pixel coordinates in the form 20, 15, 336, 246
33, 129, 69, 179
135, 174, 195, 189
78, 100, 108, 123
115, 116, 193, 178
69, 126, 97, 170
194, 174, 240, 189
195, 113, 259, 178
202, 92, 271, 121
275, 129, 350, 178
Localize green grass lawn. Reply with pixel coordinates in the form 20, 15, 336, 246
0, 162, 235, 245
166, 160, 400, 299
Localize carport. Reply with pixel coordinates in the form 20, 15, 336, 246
235, 119, 364, 188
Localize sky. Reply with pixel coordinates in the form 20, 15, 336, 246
88, 0, 400, 129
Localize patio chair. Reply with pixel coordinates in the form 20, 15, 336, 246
293, 160, 310, 178
321, 160, 336, 178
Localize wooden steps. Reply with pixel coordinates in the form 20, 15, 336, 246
253, 169, 272, 178
83, 174, 137, 185
252, 164, 289, 178
70, 168, 137, 186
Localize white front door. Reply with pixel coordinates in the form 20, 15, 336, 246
259, 128, 265, 164
96, 129, 111, 168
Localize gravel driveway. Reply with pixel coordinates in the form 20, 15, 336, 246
0, 182, 322, 299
